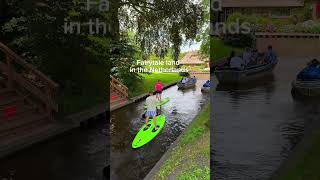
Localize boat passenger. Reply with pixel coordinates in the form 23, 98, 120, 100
243, 47, 253, 66
265, 45, 277, 64
181, 77, 188, 84
308, 59, 320, 68
251, 49, 259, 65
297, 59, 320, 80
192, 76, 197, 83
225, 51, 235, 67
230, 55, 244, 70
203, 80, 210, 87
144, 91, 159, 131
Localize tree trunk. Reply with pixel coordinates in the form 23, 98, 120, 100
109, 0, 120, 40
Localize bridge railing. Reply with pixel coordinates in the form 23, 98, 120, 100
110, 76, 128, 99
0, 42, 58, 118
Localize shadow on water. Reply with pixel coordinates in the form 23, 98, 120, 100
111, 81, 209, 180
0, 116, 108, 180
212, 57, 320, 180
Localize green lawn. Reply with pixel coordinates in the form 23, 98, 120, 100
211, 37, 243, 63
129, 73, 182, 97
277, 134, 320, 180
154, 104, 210, 180
181, 65, 210, 72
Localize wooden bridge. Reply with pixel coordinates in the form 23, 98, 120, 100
0, 42, 59, 156
110, 76, 129, 111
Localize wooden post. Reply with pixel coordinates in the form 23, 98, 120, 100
6, 56, 13, 90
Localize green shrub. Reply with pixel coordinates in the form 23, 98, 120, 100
226, 11, 319, 33
179, 72, 190, 77
222, 33, 255, 48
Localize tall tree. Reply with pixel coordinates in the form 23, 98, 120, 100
0, 0, 111, 95
118, 0, 205, 62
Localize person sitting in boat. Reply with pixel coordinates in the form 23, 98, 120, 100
192, 76, 197, 83
144, 91, 159, 131
203, 80, 210, 87
308, 59, 320, 68
181, 77, 188, 84
297, 59, 320, 80
243, 47, 253, 66
230, 51, 245, 70
265, 45, 277, 64
181, 77, 187, 84
225, 51, 235, 67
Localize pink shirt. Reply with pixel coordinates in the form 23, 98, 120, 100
155, 82, 163, 91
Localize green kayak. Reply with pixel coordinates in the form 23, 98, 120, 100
144, 97, 170, 109
132, 115, 166, 149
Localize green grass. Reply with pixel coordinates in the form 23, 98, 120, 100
154, 104, 210, 180
211, 37, 243, 63
129, 73, 182, 97
278, 135, 320, 180
177, 167, 210, 180
180, 65, 210, 72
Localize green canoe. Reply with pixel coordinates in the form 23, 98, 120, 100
144, 97, 170, 109
132, 115, 166, 149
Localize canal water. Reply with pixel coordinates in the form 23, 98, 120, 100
111, 81, 209, 180
0, 117, 108, 180
212, 57, 320, 179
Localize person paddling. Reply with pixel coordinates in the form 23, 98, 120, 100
265, 45, 277, 64
155, 80, 163, 101
144, 91, 160, 131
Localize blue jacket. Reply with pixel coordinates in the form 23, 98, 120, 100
203, 81, 211, 87
265, 50, 277, 64
297, 66, 320, 80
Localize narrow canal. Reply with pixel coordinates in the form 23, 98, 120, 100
0, 117, 108, 180
212, 57, 320, 179
111, 80, 209, 180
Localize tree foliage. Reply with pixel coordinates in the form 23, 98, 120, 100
118, 0, 205, 62
0, 0, 206, 95
1, 1, 111, 95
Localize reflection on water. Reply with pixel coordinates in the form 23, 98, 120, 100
111, 81, 209, 180
0, 118, 108, 180
212, 57, 320, 180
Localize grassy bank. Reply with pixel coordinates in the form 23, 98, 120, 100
211, 37, 243, 63
153, 104, 210, 180
129, 73, 181, 97
277, 133, 320, 180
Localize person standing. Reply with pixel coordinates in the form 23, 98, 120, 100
265, 45, 277, 64
144, 91, 159, 131
155, 80, 163, 101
